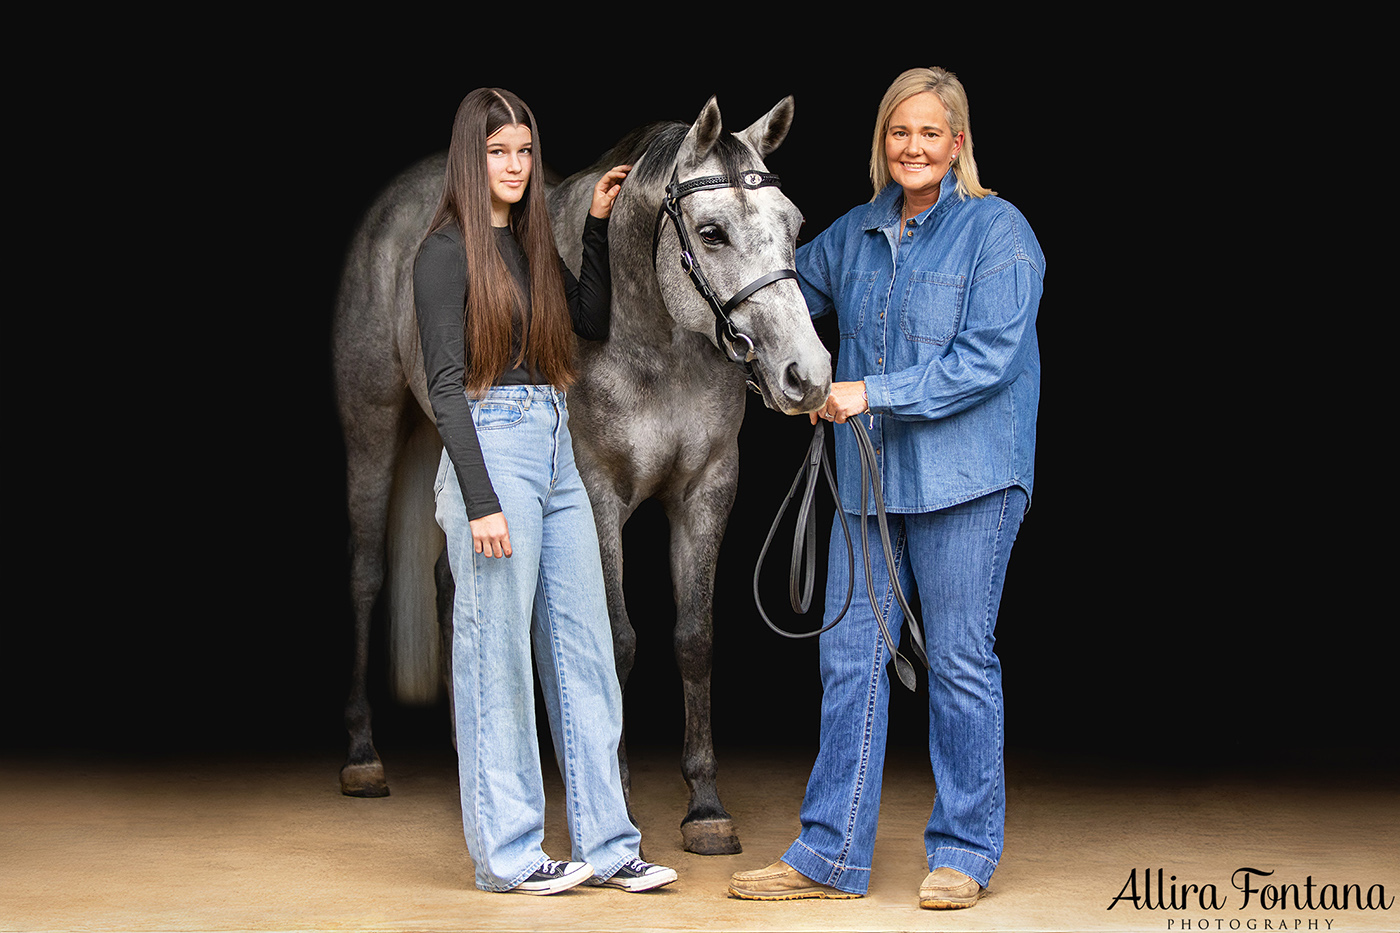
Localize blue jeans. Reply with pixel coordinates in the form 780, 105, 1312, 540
433, 385, 639, 892
781, 487, 1027, 894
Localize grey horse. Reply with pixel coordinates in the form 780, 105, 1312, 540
332, 96, 830, 856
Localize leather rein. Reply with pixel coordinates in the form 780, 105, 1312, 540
754, 418, 931, 692
651, 166, 798, 381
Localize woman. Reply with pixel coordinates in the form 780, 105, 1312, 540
414, 87, 675, 896
728, 67, 1044, 909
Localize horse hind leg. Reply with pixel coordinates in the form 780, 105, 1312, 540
666, 486, 742, 855
339, 395, 412, 798
342, 520, 391, 794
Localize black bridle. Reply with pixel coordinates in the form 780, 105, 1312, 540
652, 166, 798, 379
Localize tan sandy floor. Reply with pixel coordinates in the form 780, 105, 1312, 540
2, 747, 1395, 932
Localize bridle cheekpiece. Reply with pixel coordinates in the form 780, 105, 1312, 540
652, 166, 798, 380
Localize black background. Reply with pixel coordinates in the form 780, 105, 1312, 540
6, 26, 1385, 777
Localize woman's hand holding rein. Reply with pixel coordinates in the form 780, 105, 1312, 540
811, 381, 870, 425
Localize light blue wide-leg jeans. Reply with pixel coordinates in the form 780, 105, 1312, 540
433, 385, 639, 892
781, 487, 1026, 894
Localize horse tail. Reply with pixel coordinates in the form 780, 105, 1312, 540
386, 417, 446, 705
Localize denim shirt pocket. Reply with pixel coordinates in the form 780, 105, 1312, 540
471, 399, 526, 431
838, 270, 882, 338
901, 271, 965, 345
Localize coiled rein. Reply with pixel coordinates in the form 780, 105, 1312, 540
754, 418, 931, 691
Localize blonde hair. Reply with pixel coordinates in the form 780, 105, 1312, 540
869, 66, 994, 201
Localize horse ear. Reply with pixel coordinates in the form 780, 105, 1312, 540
739, 96, 795, 157
680, 96, 724, 172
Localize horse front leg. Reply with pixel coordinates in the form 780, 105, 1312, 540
666, 468, 742, 855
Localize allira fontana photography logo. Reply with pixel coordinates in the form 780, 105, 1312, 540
1107, 867, 1392, 929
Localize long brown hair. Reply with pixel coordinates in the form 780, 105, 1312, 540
424, 88, 576, 391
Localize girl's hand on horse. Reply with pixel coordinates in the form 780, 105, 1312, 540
589, 164, 632, 219
810, 381, 870, 425
470, 512, 512, 558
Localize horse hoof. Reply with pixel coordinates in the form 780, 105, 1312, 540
681, 818, 741, 855
340, 762, 390, 797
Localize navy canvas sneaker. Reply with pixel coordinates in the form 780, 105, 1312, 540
510, 860, 593, 895
593, 858, 678, 892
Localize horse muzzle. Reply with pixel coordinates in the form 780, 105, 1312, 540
747, 351, 831, 415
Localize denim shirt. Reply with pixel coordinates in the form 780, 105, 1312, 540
797, 172, 1044, 514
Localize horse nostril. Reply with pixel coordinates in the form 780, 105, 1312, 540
781, 361, 828, 407
782, 361, 804, 399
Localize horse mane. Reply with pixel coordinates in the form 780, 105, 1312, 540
588, 120, 760, 189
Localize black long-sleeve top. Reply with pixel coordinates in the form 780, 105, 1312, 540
413, 215, 610, 519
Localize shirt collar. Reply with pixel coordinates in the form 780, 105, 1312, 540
863, 172, 961, 232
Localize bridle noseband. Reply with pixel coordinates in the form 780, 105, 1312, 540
652, 166, 798, 379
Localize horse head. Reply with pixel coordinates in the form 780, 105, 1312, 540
638, 97, 832, 414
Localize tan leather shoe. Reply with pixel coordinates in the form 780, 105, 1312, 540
728, 860, 861, 900
919, 866, 982, 909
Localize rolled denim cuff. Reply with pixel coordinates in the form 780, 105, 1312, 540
928, 845, 998, 889
781, 839, 870, 896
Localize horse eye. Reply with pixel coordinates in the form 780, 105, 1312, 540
697, 225, 727, 246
